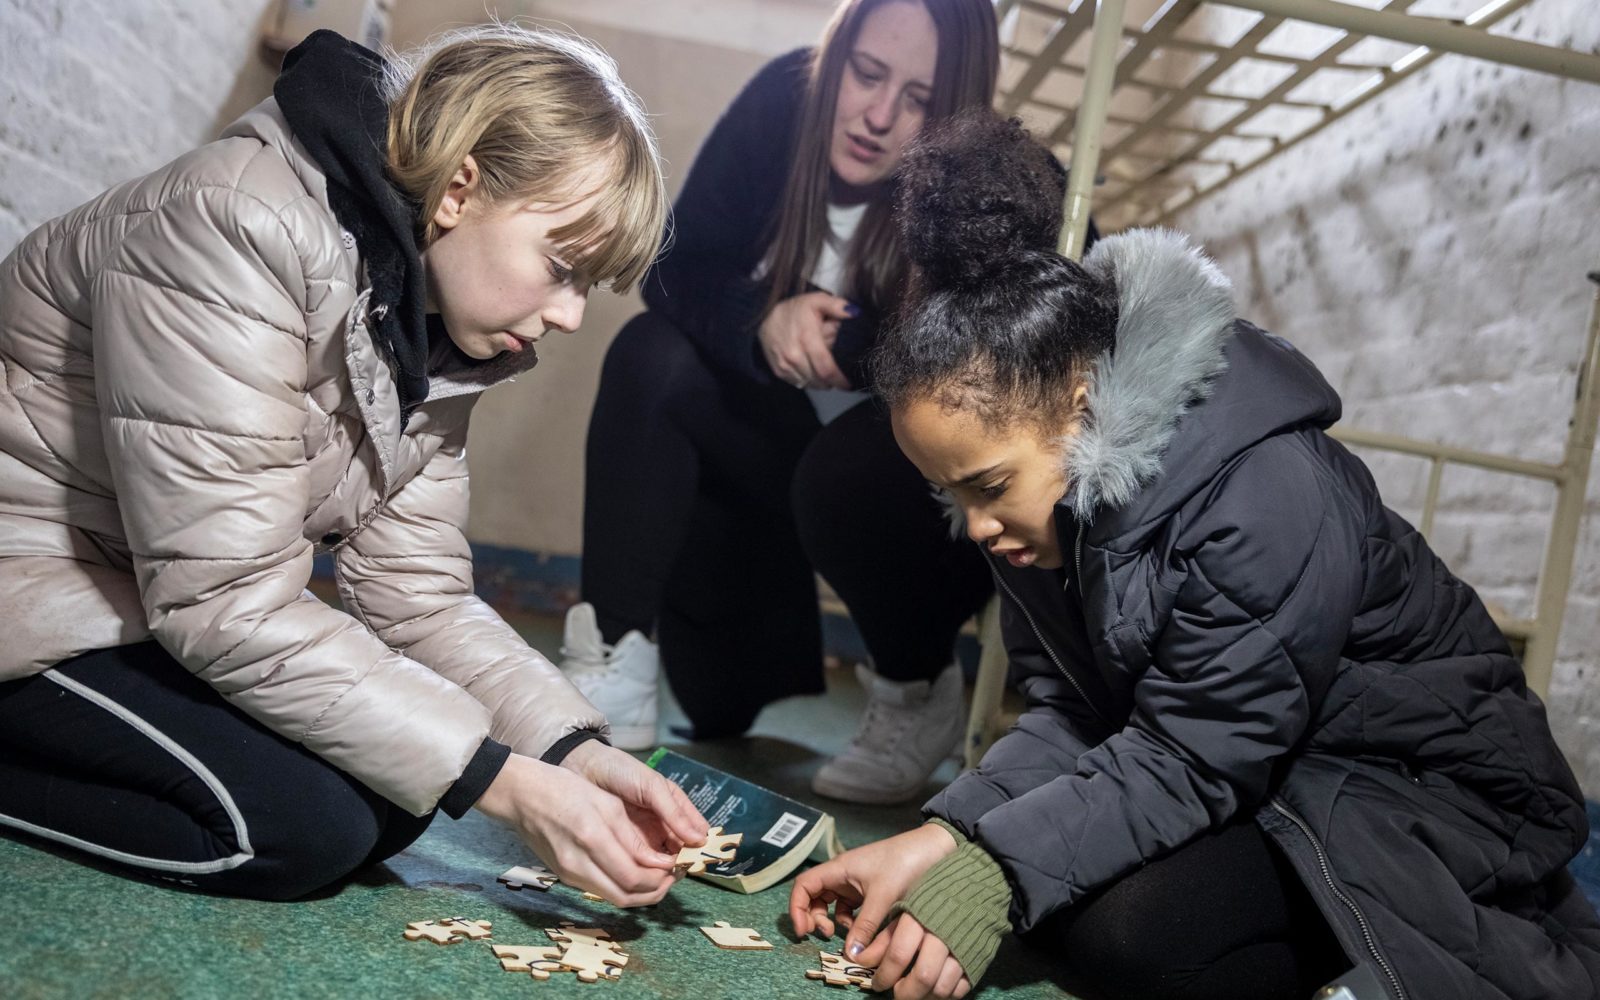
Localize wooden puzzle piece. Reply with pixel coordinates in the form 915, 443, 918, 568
402, 917, 492, 945
498, 864, 558, 891
557, 941, 630, 983
545, 922, 619, 950
805, 951, 876, 989
491, 944, 566, 980
581, 891, 605, 902
674, 825, 744, 875
402, 921, 459, 946
820, 950, 877, 984
699, 921, 773, 951
441, 917, 493, 941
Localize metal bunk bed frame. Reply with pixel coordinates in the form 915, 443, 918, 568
965, 0, 1600, 767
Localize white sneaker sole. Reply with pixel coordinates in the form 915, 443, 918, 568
810, 770, 927, 806
606, 722, 658, 752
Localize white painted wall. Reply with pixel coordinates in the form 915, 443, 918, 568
0, 0, 281, 252
1167, 0, 1600, 793
3, 0, 1595, 795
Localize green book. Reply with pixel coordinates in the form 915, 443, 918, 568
647, 747, 844, 894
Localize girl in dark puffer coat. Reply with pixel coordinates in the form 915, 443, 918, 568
788, 111, 1600, 1000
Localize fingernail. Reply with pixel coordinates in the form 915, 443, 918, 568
844, 302, 862, 318
848, 941, 863, 958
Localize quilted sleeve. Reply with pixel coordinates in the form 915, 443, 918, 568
333, 419, 609, 759
92, 176, 491, 816
965, 441, 1363, 931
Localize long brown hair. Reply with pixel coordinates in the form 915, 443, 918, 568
762, 0, 999, 321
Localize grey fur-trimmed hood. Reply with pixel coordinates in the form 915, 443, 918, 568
1061, 228, 1236, 521
934, 228, 1340, 539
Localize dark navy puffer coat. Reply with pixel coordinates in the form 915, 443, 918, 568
926, 229, 1600, 999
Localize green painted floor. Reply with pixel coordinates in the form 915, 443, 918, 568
0, 611, 1072, 1000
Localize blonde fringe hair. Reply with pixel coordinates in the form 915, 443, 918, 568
382, 22, 667, 292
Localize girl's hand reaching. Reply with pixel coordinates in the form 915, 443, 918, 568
473, 751, 686, 906
788, 824, 959, 961
856, 914, 972, 999
558, 740, 710, 854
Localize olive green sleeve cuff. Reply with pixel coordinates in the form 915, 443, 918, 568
898, 834, 1014, 985
925, 817, 968, 846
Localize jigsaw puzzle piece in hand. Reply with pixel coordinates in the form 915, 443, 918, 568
805, 950, 876, 989
674, 825, 744, 875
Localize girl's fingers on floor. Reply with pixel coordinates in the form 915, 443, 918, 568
869, 915, 922, 990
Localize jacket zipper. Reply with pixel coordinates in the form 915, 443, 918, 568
1270, 798, 1406, 1000
990, 553, 1113, 729
1074, 522, 1085, 592
1017, 529, 1407, 994
1056, 522, 1402, 997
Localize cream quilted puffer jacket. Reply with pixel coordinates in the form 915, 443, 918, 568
0, 99, 608, 815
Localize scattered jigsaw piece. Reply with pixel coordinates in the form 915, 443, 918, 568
402, 917, 493, 945
498, 864, 559, 892
491, 944, 566, 980
806, 968, 857, 988
557, 941, 630, 983
805, 951, 877, 989
674, 825, 744, 875
582, 891, 605, 902
402, 920, 460, 946
700, 921, 773, 951
545, 922, 620, 951
541, 923, 630, 983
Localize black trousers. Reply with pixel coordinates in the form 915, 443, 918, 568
0, 642, 433, 901
1023, 820, 1349, 1000
582, 312, 993, 736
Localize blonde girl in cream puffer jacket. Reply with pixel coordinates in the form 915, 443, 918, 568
0, 26, 707, 901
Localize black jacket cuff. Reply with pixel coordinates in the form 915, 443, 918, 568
540, 729, 611, 766
439, 737, 511, 819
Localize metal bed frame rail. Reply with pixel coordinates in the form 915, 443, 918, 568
992, 0, 1600, 252
1331, 276, 1600, 698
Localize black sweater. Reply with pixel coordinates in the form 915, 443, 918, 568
644, 49, 1099, 389
642, 49, 882, 387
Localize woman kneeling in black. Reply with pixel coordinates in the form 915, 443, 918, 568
788, 112, 1600, 1000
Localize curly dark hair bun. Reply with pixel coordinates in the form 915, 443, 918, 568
874, 110, 1116, 431
894, 111, 1066, 288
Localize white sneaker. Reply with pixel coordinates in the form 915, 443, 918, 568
558, 603, 660, 752
811, 663, 965, 805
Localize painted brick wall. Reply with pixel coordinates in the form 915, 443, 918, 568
1170, 0, 1600, 795
5, 0, 1595, 799
0, 0, 279, 253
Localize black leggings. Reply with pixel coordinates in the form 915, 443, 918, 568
0, 642, 432, 901
581, 312, 993, 735
1024, 820, 1348, 1000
